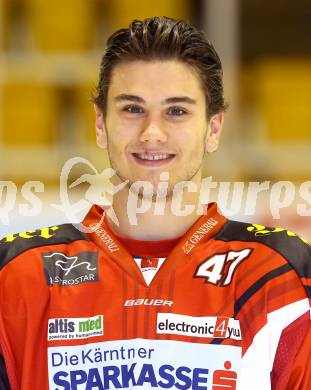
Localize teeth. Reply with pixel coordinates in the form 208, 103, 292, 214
136, 154, 172, 161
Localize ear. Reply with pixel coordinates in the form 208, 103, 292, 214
205, 112, 224, 153
94, 104, 107, 149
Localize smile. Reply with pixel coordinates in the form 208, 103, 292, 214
133, 153, 175, 161
132, 153, 176, 166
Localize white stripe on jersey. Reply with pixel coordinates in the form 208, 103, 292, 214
238, 298, 310, 390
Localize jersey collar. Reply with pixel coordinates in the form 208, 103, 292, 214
82, 203, 227, 286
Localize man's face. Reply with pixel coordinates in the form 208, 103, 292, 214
96, 60, 221, 195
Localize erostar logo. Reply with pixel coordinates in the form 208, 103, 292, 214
48, 252, 97, 276
42, 251, 99, 286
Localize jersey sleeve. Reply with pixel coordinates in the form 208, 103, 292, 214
285, 322, 311, 390
244, 224, 311, 389
215, 220, 311, 389
271, 310, 311, 389
0, 224, 87, 389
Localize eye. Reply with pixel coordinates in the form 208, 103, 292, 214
167, 106, 187, 116
123, 105, 144, 114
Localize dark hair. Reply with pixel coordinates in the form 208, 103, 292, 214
93, 16, 227, 116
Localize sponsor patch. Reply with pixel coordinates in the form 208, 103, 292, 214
0, 226, 59, 243
246, 224, 310, 245
42, 251, 98, 286
124, 299, 173, 307
157, 313, 242, 340
48, 315, 104, 341
89, 224, 120, 252
48, 339, 241, 389
182, 218, 218, 254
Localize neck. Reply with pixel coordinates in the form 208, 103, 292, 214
107, 183, 203, 241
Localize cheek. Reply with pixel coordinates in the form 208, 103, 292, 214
108, 138, 126, 157
107, 114, 141, 142
177, 126, 205, 154
106, 121, 131, 155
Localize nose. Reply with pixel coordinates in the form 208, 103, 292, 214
139, 117, 168, 144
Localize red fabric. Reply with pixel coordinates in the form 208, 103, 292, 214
271, 311, 310, 389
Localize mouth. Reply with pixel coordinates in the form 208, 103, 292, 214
131, 152, 176, 166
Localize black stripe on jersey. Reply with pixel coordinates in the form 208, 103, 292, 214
234, 263, 292, 316
210, 263, 293, 346
0, 224, 88, 270
214, 220, 311, 279
0, 352, 10, 390
305, 286, 311, 298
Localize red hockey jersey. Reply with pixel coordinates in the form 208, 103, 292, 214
0, 203, 310, 389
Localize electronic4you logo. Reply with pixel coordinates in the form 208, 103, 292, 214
157, 313, 242, 340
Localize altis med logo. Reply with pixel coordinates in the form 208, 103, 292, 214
48, 339, 241, 389
42, 251, 99, 286
48, 315, 104, 341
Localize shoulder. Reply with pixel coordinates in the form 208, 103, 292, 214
0, 223, 88, 271
215, 219, 311, 280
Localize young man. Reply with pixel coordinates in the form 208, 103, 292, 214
0, 17, 310, 390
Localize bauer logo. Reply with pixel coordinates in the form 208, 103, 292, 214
48, 315, 103, 341
157, 313, 242, 340
42, 251, 98, 286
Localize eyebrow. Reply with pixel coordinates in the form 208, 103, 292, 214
114, 94, 197, 105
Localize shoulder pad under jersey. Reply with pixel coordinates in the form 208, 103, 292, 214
0, 224, 87, 270
214, 219, 311, 281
